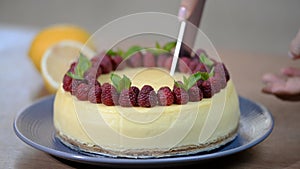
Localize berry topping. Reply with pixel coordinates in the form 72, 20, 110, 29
157, 86, 174, 106
119, 88, 138, 107
88, 82, 102, 103
84, 67, 101, 84
188, 85, 203, 102
127, 52, 143, 68
164, 57, 173, 71
179, 57, 191, 73
110, 56, 126, 70
156, 54, 168, 68
200, 77, 221, 98
62, 74, 73, 92
222, 63, 230, 82
101, 83, 119, 106
100, 55, 113, 74
75, 83, 90, 101
143, 52, 156, 67
70, 79, 85, 95
173, 87, 189, 105
138, 85, 157, 107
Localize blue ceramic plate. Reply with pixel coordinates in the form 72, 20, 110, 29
14, 95, 273, 167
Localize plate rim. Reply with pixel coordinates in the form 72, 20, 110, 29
13, 95, 274, 165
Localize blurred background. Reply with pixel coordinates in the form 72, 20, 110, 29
1, 0, 300, 55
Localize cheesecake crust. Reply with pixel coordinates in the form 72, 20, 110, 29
56, 126, 238, 158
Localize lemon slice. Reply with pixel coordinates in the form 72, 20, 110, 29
41, 40, 95, 93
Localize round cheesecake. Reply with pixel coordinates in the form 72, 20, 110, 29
54, 67, 240, 158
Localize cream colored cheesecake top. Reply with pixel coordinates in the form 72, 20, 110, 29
98, 67, 186, 91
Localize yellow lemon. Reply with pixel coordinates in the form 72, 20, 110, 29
29, 24, 92, 72
41, 40, 95, 93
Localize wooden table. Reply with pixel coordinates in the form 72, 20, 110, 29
1, 28, 300, 168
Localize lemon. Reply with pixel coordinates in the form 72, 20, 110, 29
29, 24, 92, 72
41, 41, 95, 93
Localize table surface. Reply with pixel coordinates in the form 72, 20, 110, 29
1, 27, 300, 169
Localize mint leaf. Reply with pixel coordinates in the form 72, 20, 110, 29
209, 67, 215, 78
155, 41, 161, 49
66, 72, 84, 80
200, 53, 214, 67
106, 49, 117, 56
116, 48, 124, 57
67, 53, 91, 80
174, 80, 184, 89
124, 46, 143, 58
186, 72, 202, 90
163, 41, 176, 52
110, 74, 132, 93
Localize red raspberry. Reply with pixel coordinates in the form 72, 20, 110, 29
137, 85, 157, 107
75, 83, 91, 101
200, 77, 221, 98
70, 79, 85, 95
188, 59, 198, 72
214, 63, 227, 89
157, 86, 174, 106
101, 83, 119, 106
188, 85, 203, 102
193, 62, 208, 73
100, 55, 113, 74
143, 52, 156, 67
118, 88, 138, 107
164, 57, 173, 71
173, 87, 189, 105
68, 62, 77, 73
179, 57, 191, 73
88, 83, 102, 103
156, 54, 168, 68
84, 67, 101, 85
131, 86, 140, 99
222, 63, 230, 82
62, 74, 73, 92
127, 52, 142, 67
110, 56, 126, 70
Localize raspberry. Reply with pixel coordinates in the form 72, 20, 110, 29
62, 74, 73, 92
179, 57, 191, 73
68, 62, 77, 73
101, 83, 119, 106
70, 79, 85, 95
222, 63, 230, 82
100, 55, 113, 74
157, 86, 174, 106
118, 88, 138, 107
131, 86, 140, 99
188, 59, 198, 72
75, 83, 91, 101
193, 62, 208, 73
188, 85, 203, 102
127, 52, 142, 67
173, 87, 189, 105
84, 67, 101, 85
200, 77, 221, 98
88, 83, 102, 103
137, 85, 157, 107
164, 57, 173, 71
143, 52, 156, 67
156, 54, 168, 68
214, 63, 227, 89
110, 56, 126, 70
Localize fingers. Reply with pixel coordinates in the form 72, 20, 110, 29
289, 29, 300, 60
262, 73, 300, 101
180, 0, 199, 19
281, 67, 300, 77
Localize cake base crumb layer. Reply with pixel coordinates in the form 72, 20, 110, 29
56, 126, 238, 158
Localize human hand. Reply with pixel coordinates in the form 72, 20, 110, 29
262, 67, 300, 101
262, 29, 300, 101
289, 29, 300, 60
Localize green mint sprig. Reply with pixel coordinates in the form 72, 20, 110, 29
200, 53, 214, 67
175, 69, 215, 91
67, 53, 91, 80
110, 73, 131, 93
123, 46, 143, 59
